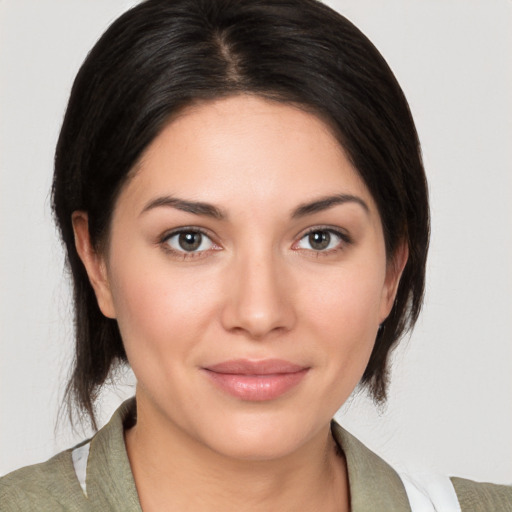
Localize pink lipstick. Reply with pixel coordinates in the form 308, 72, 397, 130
202, 359, 309, 401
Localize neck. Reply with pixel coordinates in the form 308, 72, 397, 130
125, 399, 350, 512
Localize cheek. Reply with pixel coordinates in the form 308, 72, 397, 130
299, 261, 386, 378
304, 264, 385, 335
107, 254, 221, 366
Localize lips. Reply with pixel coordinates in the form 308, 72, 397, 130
202, 359, 309, 401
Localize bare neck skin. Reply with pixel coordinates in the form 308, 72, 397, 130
125, 395, 350, 512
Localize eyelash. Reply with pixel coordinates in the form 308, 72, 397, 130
158, 226, 352, 260
159, 227, 220, 260
293, 226, 352, 256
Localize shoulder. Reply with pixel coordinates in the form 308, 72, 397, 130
0, 399, 139, 512
332, 421, 512, 511
0, 448, 86, 512
452, 476, 512, 512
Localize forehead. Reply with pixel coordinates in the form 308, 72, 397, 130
119, 94, 378, 217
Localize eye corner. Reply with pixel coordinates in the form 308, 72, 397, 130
158, 227, 222, 259
293, 226, 352, 254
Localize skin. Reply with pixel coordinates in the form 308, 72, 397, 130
73, 95, 407, 511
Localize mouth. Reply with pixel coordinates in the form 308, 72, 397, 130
201, 359, 310, 401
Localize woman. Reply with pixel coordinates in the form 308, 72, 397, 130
1, 0, 510, 510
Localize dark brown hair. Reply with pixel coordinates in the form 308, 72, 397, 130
52, 0, 429, 427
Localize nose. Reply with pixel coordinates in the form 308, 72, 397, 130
220, 252, 296, 339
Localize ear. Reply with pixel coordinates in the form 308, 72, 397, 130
379, 240, 409, 322
72, 211, 116, 319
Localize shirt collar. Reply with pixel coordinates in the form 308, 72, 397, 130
84, 398, 411, 511
331, 421, 411, 512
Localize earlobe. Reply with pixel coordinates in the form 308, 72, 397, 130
72, 211, 117, 319
380, 240, 409, 321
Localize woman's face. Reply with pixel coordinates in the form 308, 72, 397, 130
79, 95, 404, 460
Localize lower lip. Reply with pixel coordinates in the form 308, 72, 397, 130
203, 369, 309, 401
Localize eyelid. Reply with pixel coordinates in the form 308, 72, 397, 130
295, 225, 351, 241
292, 225, 352, 252
159, 226, 221, 257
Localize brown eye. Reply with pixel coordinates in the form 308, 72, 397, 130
308, 231, 331, 250
164, 230, 214, 253
178, 232, 202, 251
296, 228, 347, 252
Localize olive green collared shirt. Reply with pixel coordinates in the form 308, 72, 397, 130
1, 399, 511, 511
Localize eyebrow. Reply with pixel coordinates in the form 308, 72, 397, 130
140, 196, 226, 220
292, 194, 369, 218
140, 193, 369, 220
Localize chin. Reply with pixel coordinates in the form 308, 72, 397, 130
196, 409, 323, 462
209, 433, 303, 462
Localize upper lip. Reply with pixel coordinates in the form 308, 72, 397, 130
204, 359, 308, 375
